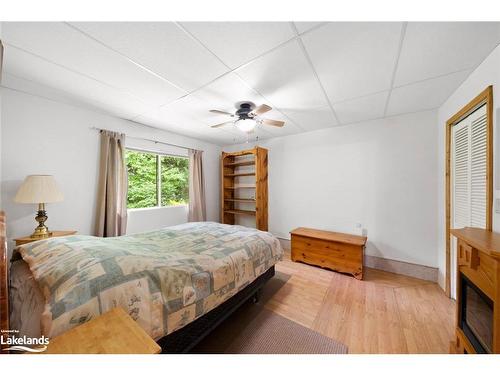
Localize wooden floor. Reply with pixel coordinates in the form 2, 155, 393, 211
265, 250, 456, 354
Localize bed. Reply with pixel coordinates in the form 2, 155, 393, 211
0, 216, 283, 353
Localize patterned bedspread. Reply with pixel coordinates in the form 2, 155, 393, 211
16, 222, 283, 340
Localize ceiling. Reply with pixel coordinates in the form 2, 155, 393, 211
1, 22, 500, 145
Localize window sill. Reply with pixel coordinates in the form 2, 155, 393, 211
127, 205, 188, 212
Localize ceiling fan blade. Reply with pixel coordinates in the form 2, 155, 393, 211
253, 104, 272, 115
209, 109, 234, 116
261, 118, 285, 127
210, 121, 234, 128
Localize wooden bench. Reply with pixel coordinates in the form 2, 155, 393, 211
290, 227, 367, 280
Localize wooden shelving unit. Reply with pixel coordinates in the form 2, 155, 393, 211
224, 209, 257, 216
224, 161, 255, 167
224, 198, 256, 203
224, 172, 256, 177
221, 147, 268, 231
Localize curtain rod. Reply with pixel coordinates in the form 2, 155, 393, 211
89, 126, 202, 152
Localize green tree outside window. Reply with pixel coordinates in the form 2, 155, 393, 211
126, 149, 189, 209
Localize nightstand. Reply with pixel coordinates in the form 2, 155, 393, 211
42, 307, 161, 354
14, 230, 77, 246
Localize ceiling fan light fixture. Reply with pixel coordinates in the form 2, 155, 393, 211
235, 118, 257, 133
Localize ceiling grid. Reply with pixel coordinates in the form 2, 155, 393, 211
1, 21, 499, 145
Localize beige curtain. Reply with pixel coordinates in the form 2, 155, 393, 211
95, 130, 128, 237
188, 149, 206, 222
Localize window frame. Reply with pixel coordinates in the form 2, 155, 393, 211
125, 147, 189, 210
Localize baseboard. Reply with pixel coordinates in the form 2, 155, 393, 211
364, 255, 438, 282
278, 238, 438, 283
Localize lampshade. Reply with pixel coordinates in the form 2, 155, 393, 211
14, 175, 64, 204
235, 118, 257, 133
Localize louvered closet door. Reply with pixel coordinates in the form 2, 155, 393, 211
452, 120, 470, 230
451, 104, 487, 298
452, 104, 487, 230
469, 105, 488, 228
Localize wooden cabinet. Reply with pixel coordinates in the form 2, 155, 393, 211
221, 147, 268, 231
290, 227, 367, 280
450, 227, 500, 354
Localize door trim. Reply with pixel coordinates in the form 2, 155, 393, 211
445, 86, 493, 297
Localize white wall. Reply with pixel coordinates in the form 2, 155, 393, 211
1, 88, 221, 253
223, 110, 439, 267
126, 206, 190, 235
437, 44, 500, 289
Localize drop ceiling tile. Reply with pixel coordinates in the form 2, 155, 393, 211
134, 112, 233, 145
193, 73, 266, 117
70, 22, 229, 91
333, 91, 389, 124
191, 73, 298, 139
255, 109, 302, 137
301, 22, 403, 102
188, 129, 239, 145
386, 70, 472, 116
3, 45, 152, 119
259, 123, 302, 137
394, 22, 500, 86
194, 126, 245, 145
143, 96, 211, 129
2, 22, 185, 107
180, 22, 295, 69
280, 105, 338, 130
138, 78, 296, 142
138, 95, 244, 141
225, 128, 274, 144
253, 127, 274, 139
1, 72, 108, 116
133, 113, 200, 138
294, 22, 325, 34
236, 39, 329, 110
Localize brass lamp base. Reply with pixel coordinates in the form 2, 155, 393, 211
30, 203, 53, 239
30, 227, 53, 239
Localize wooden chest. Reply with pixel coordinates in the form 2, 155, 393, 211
290, 227, 367, 280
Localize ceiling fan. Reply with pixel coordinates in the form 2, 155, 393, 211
209, 101, 285, 133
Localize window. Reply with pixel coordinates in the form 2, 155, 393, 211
126, 149, 189, 209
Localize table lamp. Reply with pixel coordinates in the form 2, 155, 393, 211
14, 175, 64, 239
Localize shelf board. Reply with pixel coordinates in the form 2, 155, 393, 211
224, 198, 256, 203
225, 186, 256, 189
224, 160, 255, 167
224, 172, 255, 177
224, 150, 255, 157
224, 209, 256, 216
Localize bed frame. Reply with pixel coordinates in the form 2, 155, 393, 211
0, 211, 275, 354
158, 265, 273, 353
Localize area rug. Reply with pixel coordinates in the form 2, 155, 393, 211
223, 308, 347, 354
192, 271, 348, 354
